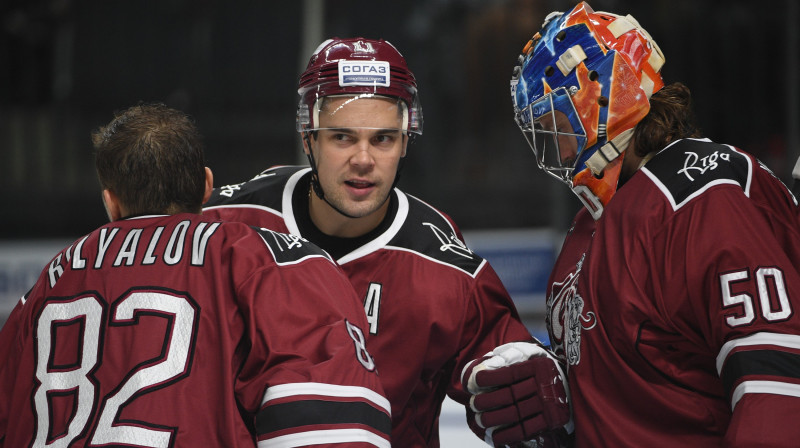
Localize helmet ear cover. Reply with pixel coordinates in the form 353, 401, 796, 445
510, 2, 664, 218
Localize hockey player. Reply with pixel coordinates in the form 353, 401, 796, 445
506, 2, 800, 446
203, 38, 571, 446
0, 103, 391, 447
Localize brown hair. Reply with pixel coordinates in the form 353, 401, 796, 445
92, 103, 206, 215
633, 82, 703, 157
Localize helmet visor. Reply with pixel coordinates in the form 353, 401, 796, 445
297, 86, 422, 135
298, 94, 412, 136
518, 87, 587, 184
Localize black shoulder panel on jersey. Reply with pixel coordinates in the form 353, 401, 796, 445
388, 194, 485, 276
643, 139, 751, 210
252, 226, 334, 265
204, 166, 306, 210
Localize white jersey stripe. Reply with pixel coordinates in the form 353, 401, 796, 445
258, 428, 390, 448
337, 189, 409, 265
204, 203, 283, 218
261, 382, 391, 415
730, 380, 800, 410
716, 332, 800, 375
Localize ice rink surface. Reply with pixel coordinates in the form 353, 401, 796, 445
439, 396, 489, 447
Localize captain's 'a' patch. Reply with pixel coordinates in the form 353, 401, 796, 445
252, 227, 334, 266
641, 138, 752, 211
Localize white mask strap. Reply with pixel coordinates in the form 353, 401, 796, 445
585, 128, 634, 176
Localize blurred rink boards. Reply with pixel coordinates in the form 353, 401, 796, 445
463, 228, 560, 345
0, 239, 72, 326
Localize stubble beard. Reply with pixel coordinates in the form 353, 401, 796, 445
323, 179, 391, 219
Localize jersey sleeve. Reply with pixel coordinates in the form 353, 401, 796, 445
0, 297, 26, 448
445, 263, 537, 442
230, 231, 391, 447
445, 263, 534, 402
655, 183, 800, 446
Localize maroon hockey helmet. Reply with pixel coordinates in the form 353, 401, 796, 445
296, 37, 423, 135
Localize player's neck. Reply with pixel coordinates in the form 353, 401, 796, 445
309, 193, 389, 238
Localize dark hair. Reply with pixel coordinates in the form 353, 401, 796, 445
633, 82, 703, 157
92, 103, 206, 215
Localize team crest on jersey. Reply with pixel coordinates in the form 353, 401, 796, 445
423, 222, 474, 259
548, 254, 596, 367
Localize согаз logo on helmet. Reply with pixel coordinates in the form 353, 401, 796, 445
339, 61, 390, 87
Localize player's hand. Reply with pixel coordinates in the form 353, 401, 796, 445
461, 342, 572, 447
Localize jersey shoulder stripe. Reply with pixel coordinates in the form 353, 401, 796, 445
386, 193, 486, 277
205, 165, 304, 210
640, 138, 752, 211
253, 227, 334, 265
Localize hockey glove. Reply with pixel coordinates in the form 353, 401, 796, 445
461, 342, 572, 447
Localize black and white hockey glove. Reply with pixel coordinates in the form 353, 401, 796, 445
461, 342, 572, 447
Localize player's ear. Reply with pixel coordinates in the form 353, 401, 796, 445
302, 134, 311, 155
202, 167, 214, 204
102, 189, 122, 222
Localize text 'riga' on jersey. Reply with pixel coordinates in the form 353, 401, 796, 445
47, 219, 220, 288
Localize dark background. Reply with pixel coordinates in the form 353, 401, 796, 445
2, 0, 798, 239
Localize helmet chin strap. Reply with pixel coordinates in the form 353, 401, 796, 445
302, 131, 405, 221
302, 131, 360, 219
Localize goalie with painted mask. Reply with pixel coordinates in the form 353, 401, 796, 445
500, 2, 800, 446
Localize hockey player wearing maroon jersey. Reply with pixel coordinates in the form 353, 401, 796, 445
505, 2, 800, 446
0, 103, 391, 448
203, 38, 572, 446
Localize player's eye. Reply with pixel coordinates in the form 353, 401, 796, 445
372, 134, 394, 146
331, 133, 355, 143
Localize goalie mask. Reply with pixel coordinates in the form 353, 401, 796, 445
510, 2, 665, 219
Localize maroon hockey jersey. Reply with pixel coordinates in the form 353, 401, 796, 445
0, 214, 390, 448
547, 138, 800, 447
203, 166, 533, 446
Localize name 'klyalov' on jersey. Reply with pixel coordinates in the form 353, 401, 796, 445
46, 217, 220, 288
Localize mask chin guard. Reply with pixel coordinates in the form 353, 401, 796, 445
573, 185, 605, 220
